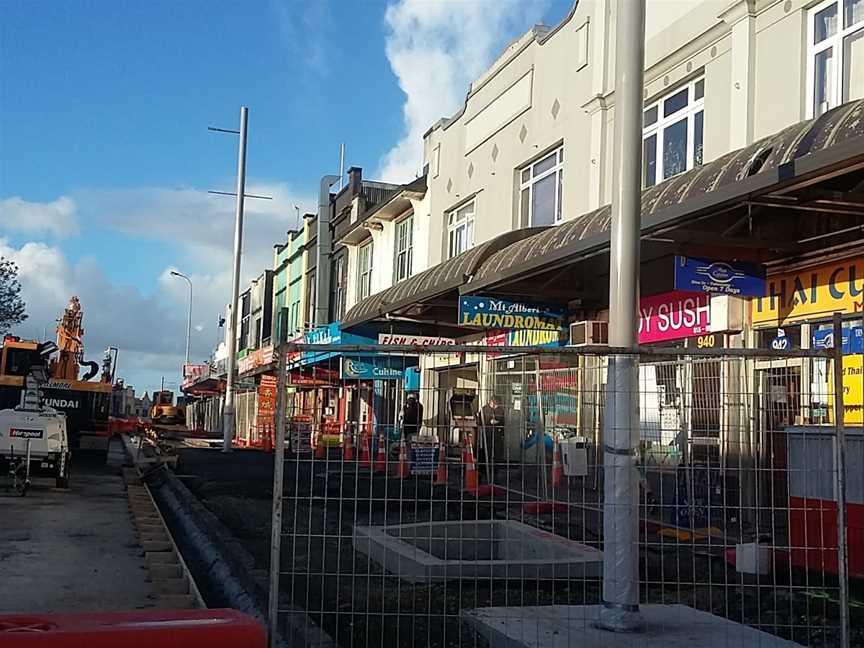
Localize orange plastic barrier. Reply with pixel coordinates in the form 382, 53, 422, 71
0, 608, 265, 647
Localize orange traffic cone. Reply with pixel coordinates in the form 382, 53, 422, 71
314, 430, 326, 459
358, 432, 371, 468
394, 440, 411, 479
373, 434, 387, 473
551, 436, 564, 489
343, 429, 355, 462
463, 434, 479, 494
433, 441, 449, 486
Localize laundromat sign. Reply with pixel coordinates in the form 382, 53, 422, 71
753, 258, 864, 325
459, 296, 563, 330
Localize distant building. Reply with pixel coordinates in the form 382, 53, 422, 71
111, 380, 136, 417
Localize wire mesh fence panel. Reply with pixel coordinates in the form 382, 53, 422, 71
268, 343, 860, 648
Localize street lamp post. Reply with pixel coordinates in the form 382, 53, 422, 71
170, 270, 193, 367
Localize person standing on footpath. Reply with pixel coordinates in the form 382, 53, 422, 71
477, 395, 505, 484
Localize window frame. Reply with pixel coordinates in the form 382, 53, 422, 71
332, 254, 346, 320
447, 200, 475, 259
806, 0, 864, 118
519, 145, 565, 226
642, 76, 705, 188
357, 239, 374, 301
393, 213, 414, 283
306, 271, 317, 327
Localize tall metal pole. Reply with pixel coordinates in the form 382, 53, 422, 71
223, 106, 249, 453
599, 0, 646, 633
268, 345, 288, 647
170, 271, 193, 367
831, 313, 850, 648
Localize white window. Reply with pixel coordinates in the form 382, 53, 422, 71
642, 77, 705, 188
519, 146, 564, 226
333, 255, 346, 320
807, 0, 864, 117
306, 271, 316, 326
394, 214, 413, 282
357, 240, 373, 300
447, 201, 475, 258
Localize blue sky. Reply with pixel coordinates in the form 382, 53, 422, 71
1, 0, 573, 394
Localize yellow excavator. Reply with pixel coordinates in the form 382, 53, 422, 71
0, 296, 114, 451
150, 390, 185, 425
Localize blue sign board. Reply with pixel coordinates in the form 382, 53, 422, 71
292, 321, 374, 368
674, 256, 765, 297
811, 325, 863, 355
341, 357, 405, 380
459, 296, 563, 330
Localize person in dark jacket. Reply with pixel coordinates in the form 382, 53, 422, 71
477, 395, 505, 483
401, 392, 423, 439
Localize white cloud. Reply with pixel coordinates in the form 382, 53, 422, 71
2, 237, 194, 394
80, 182, 312, 280
377, 0, 549, 182
0, 196, 78, 237
0, 180, 313, 395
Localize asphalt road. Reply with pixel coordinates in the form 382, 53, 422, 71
0, 454, 156, 614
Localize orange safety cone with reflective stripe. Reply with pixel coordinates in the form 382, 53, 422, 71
394, 440, 411, 479
343, 429, 355, 462
373, 433, 387, 473
433, 440, 449, 486
358, 432, 371, 468
462, 433, 479, 494
551, 436, 564, 489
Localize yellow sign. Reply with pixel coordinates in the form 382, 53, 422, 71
752, 258, 864, 325
841, 355, 863, 426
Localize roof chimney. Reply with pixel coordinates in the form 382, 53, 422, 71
348, 166, 362, 196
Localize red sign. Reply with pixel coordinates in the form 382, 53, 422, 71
287, 367, 338, 386
639, 291, 711, 344
257, 375, 278, 417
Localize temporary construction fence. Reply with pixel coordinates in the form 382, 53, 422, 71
264, 336, 861, 648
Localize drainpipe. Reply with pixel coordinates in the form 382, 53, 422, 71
316, 175, 339, 326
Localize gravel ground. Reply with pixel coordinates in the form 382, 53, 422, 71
175, 448, 862, 647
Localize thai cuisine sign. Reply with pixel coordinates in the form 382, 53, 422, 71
639, 291, 711, 344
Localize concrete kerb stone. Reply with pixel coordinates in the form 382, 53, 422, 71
353, 519, 603, 584
461, 604, 801, 648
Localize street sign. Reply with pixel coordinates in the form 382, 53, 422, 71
812, 325, 863, 354
674, 256, 765, 296
458, 296, 563, 330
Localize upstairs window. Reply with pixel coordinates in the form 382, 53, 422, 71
306, 271, 317, 327
394, 214, 414, 282
447, 201, 475, 258
332, 255, 346, 320
357, 240, 373, 300
807, 0, 864, 117
519, 146, 564, 226
642, 77, 705, 188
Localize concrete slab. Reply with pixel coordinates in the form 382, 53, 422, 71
0, 461, 156, 613
462, 604, 799, 648
353, 519, 602, 583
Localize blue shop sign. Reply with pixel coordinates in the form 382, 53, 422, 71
812, 325, 863, 355
459, 296, 563, 330
295, 321, 374, 367
341, 357, 404, 380
674, 256, 765, 297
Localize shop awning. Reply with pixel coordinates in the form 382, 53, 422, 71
342, 228, 546, 329
465, 99, 864, 295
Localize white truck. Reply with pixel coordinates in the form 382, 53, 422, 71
0, 373, 71, 495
